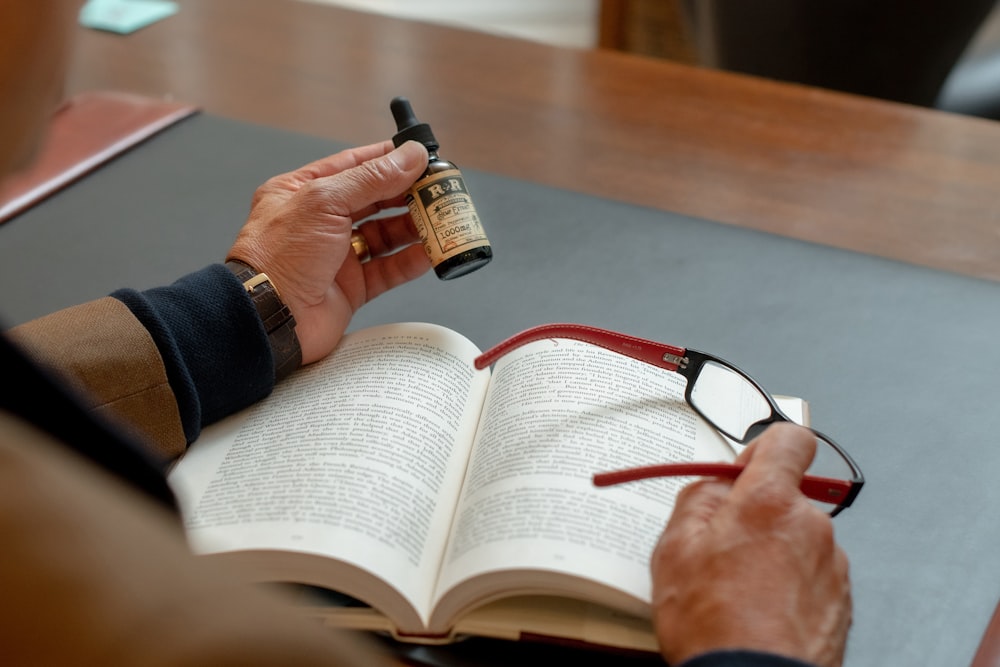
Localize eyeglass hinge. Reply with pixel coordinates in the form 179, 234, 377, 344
662, 353, 689, 368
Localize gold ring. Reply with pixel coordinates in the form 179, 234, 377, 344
350, 232, 371, 263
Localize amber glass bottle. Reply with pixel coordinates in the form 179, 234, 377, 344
391, 97, 492, 280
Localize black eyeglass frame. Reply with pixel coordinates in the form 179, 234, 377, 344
677, 347, 864, 516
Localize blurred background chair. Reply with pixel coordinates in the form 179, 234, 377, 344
599, 0, 1000, 119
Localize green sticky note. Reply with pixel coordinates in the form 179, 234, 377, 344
79, 0, 179, 35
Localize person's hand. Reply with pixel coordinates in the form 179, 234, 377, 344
228, 140, 431, 365
651, 423, 852, 667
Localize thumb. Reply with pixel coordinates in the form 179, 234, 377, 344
730, 423, 817, 503
322, 140, 428, 214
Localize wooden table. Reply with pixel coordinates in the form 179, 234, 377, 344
62, 3, 1000, 666
67, 0, 1000, 284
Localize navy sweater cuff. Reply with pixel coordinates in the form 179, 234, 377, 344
112, 264, 274, 443
678, 650, 818, 667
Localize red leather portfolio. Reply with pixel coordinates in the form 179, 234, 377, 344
973, 601, 1000, 667
0, 91, 199, 223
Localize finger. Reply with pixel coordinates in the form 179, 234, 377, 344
349, 194, 411, 224
321, 141, 428, 216
730, 423, 818, 503
652, 479, 730, 585
360, 244, 431, 302
292, 141, 395, 181
257, 143, 396, 199
733, 439, 757, 465
354, 212, 421, 258
659, 479, 731, 543
671, 479, 731, 524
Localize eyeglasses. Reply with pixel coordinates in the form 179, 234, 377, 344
474, 323, 864, 517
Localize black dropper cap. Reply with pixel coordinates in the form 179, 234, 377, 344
390, 97, 439, 151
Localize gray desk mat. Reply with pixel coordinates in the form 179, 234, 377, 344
3, 113, 999, 667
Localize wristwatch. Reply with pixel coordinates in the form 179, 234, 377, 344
225, 259, 302, 382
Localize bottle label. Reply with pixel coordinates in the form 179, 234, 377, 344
407, 169, 489, 266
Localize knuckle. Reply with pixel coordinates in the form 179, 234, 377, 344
355, 155, 399, 186
250, 182, 272, 207
296, 179, 342, 216
321, 159, 399, 213
739, 481, 794, 517
673, 480, 707, 507
808, 509, 837, 549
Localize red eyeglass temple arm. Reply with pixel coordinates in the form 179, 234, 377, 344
593, 463, 853, 504
474, 323, 688, 371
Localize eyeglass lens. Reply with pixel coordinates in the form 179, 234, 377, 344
689, 360, 772, 441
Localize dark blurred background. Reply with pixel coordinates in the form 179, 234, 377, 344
598, 0, 1000, 119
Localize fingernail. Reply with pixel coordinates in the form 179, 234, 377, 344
389, 140, 428, 172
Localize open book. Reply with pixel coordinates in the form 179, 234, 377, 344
168, 322, 806, 653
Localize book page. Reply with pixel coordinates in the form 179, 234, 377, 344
168, 322, 491, 630
430, 338, 741, 627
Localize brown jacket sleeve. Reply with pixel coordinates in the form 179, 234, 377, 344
7, 297, 187, 460
0, 410, 390, 666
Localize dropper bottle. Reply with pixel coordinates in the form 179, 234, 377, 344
390, 96, 492, 280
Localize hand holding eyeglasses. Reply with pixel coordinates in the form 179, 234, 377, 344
477, 324, 855, 665
651, 423, 852, 667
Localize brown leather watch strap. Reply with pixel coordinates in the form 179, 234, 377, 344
225, 260, 302, 382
